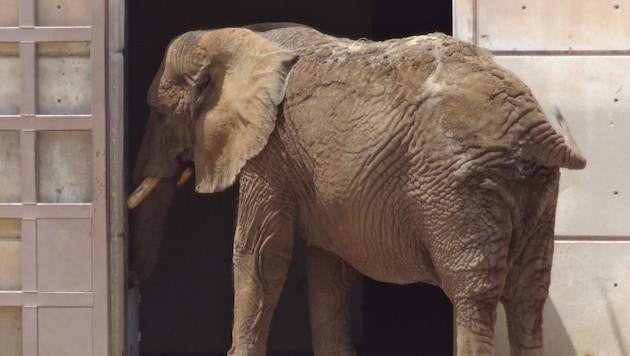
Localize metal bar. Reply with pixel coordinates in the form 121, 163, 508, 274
21, 219, 37, 293
0, 291, 94, 307
0, 204, 92, 219
32, 292, 93, 306
0, 292, 22, 306
20, 218, 37, 320
90, 0, 111, 352
108, 50, 126, 356
22, 306, 39, 355
490, 50, 630, 56
0, 116, 92, 130
452, 0, 476, 43
17, 2, 38, 354
20, 130, 38, 204
472, 0, 478, 44
555, 236, 630, 242
18, 0, 35, 27
0, 27, 91, 42
19, 42, 37, 116
19, 41, 39, 208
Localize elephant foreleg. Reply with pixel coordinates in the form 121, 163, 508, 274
229, 170, 295, 356
306, 246, 358, 356
230, 228, 294, 355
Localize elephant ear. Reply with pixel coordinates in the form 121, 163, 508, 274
190, 29, 298, 193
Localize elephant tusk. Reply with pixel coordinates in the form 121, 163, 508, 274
176, 166, 193, 188
127, 177, 160, 209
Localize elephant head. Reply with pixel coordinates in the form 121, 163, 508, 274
128, 28, 297, 285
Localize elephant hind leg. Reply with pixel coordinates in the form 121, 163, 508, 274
448, 236, 508, 356
453, 295, 501, 356
500, 202, 556, 356
306, 246, 358, 356
430, 196, 513, 355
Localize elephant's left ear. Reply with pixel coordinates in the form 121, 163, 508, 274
190, 29, 298, 193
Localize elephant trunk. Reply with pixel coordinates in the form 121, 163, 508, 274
128, 175, 179, 286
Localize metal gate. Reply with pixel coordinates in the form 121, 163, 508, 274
0, 0, 110, 354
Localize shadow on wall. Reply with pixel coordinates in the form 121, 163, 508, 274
601, 282, 629, 355
495, 299, 577, 355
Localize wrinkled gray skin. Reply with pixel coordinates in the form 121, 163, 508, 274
129, 26, 586, 356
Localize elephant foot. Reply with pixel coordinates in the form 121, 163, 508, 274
227, 344, 266, 356
313, 346, 356, 356
510, 348, 543, 356
456, 326, 494, 356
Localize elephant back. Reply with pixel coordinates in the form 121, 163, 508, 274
271, 29, 585, 180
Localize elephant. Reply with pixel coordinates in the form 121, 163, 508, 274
128, 26, 586, 356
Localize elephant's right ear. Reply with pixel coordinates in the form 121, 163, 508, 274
190, 28, 298, 193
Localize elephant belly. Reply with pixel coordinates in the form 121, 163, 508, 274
340, 237, 438, 285
298, 209, 439, 285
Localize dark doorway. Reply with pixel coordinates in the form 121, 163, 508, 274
126, 1, 452, 355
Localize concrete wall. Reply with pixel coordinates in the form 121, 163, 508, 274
454, 1, 630, 354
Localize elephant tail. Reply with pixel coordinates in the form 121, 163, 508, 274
521, 109, 587, 170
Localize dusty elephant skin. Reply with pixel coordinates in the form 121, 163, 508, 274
128, 26, 586, 356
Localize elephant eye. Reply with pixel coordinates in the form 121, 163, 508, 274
155, 112, 167, 123
193, 76, 211, 96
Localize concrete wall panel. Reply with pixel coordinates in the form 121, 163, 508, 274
0, 52, 20, 115
37, 0, 90, 26
38, 131, 92, 203
0, 0, 18, 27
38, 307, 92, 355
38, 43, 91, 115
0, 219, 21, 290
495, 56, 630, 237
36, 219, 92, 292
0, 307, 22, 356
0, 131, 21, 203
477, 0, 630, 51
38, 56, 91, 115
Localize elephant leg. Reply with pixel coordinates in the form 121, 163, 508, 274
432, 199, 512, 355
500, 205, 556, 356
453, 297, 500, 356
228, 173, 295, 355
229, 229, 294, 355
306, 246, 358, 356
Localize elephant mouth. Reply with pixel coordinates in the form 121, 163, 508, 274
127, 166, 193, 209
